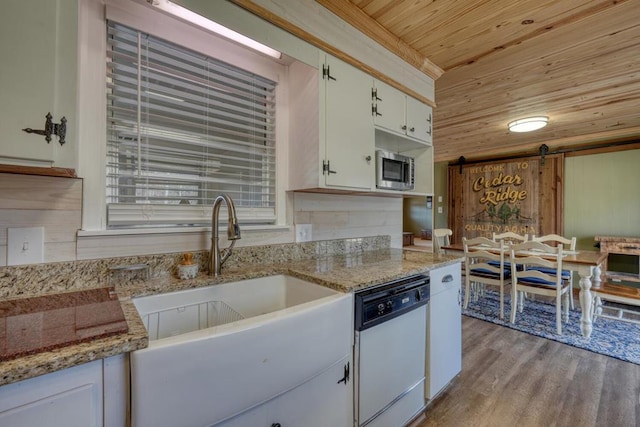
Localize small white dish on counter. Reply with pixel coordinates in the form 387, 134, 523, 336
177, 263, 198, 279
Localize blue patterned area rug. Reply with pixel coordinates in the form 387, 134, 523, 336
462, 288, 640, 365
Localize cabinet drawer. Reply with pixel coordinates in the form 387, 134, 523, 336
603, 241, 640, 256
430, 263, 461, 296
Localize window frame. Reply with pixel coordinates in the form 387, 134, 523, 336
105, 21, 278, 228
77, 0, 290, 234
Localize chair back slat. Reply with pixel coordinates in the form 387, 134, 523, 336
493, 231, 528, 243
531, 234, 576, 251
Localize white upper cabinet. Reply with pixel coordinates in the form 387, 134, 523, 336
322, 54, 375, 190
0, 0, 78, 169
372, 80, 405, 136
406, 96, 434, 144
289, 54, 374, 192
373, 80, 433, 145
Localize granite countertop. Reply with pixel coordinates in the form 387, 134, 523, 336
0, 294, 148, 386
1, 248, 462, 386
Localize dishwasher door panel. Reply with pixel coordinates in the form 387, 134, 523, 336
357, 305, 426, 425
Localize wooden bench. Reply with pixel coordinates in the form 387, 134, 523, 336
592, 282, 640, 325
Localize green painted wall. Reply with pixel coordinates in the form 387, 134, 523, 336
565, 149, 640, 251
403, 197, 429, 234
433, 162, 449, 229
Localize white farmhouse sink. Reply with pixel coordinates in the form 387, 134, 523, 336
130, 275, 353, 427
133, 274, 342, 340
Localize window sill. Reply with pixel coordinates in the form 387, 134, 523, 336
77, 224, 291, 237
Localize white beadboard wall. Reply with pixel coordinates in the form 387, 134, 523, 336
77, 192, 403, 259
0, 175, 402, 263
293, 192, 403, 248
0, 173, 82, 266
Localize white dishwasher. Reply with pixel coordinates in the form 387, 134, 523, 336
354, 274, 430, 427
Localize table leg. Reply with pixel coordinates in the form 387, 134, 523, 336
578, 266, 595, 338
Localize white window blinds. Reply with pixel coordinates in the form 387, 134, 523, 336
106, 22, 277, 228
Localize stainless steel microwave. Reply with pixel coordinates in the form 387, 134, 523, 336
375, 150, 415, 191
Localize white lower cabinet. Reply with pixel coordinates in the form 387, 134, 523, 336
0, 355, 129, 427
426, 262, 462, 400
0, 360, 103, 427
215, 355, 352, 427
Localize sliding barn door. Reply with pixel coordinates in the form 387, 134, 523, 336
448, 154, 564, 243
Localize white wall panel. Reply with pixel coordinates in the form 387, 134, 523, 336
294, 193, 403, 248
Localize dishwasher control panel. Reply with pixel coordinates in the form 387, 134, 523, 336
355, 274, 430, 331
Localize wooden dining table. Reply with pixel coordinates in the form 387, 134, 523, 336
442, 243, 608, 338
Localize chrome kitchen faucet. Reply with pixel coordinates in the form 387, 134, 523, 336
209, 194, 241, 276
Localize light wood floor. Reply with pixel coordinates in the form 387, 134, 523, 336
410, 316, 640, 427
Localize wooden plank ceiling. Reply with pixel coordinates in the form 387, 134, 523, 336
318, 0, 640, 163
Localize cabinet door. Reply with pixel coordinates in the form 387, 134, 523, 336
322, 55, 374, 190
373, 79, 406, 135
406, 96, 433, 144
0, 360, 103, 427
268, 355, 352, 427
0, 0, 77, 167
216, 355, 352, 427
427, 263, 462, 400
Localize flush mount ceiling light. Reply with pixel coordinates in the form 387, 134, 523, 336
148, 0, 282, 59
508, 116, 549, 133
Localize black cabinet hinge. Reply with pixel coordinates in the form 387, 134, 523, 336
322, 64, 337, 81
323, 160, 337, 175
337, 362, 350, 385
22, 112, 67, 145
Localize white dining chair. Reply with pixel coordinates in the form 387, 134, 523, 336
463, 236, 511, 320
433, 228, 453, 255
510, 241, 572, 334
531, 234, 577, 309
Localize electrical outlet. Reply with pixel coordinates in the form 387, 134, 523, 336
438, 196, 443, 203
437, 207, 443, 214
295, 224, 313, 243
7, 227, 44, 265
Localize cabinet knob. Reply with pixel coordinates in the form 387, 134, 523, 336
409, 127, 415, 132
365, 155, 372, 163
401, 125, 407, 131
